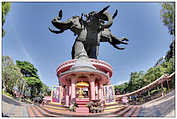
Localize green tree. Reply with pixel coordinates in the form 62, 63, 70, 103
2, 56, 24, 95
144, 65, 166, 84
16, 60, 39, 78
161, 57, 175, 74
114, 82, 128, 94
2, 2, 11, 37
127, 71, 145, 92
40, 83, 51, 97
165, 40, 175, 61
16, 60, 42, 99
160, 2, 175, 35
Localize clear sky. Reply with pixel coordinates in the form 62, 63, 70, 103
2, 2, 172, 88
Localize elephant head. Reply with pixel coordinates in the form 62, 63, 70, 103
85, 5, 118, 29
49, 10, 82, 34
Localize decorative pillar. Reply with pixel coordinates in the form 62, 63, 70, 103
98, 82, 104, 102
90, 74, 95, 100
65, 86, 69, 107
95, 83, 98, 100
69, 85, 71, 97
69, 85, 71, 106
106, 72, 111, 84
71, 75, 76, 105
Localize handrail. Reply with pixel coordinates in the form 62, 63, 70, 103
116, 72, 175, 98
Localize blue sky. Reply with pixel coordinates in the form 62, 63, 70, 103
2, 2, 172, 87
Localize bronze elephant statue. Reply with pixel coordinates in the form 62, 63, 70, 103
49, 5, 128, 59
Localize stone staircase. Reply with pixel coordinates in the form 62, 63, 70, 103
27, 103, 141, 117
75, 98, 89, 113
102, 104, 142, 117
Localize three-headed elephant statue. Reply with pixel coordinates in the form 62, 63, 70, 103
49, 5, 128, 59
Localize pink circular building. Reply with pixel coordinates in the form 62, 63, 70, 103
56, 58, 113, 108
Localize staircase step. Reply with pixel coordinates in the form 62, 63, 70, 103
77, 102, 89, 105
78, 104, 87, 107
103, 105, 126, 114
123, 106, 137, 117
115, 105, 133, 117
104, 104, 123, 110
27, 105, 36, 117
47, 103, 67, 108
104, 102, 119, 107
34, 105, 58, 117
44, 104, 69, 110
131, 106, 141, 117
76, 98, 89, 101
76, 107, 89, 113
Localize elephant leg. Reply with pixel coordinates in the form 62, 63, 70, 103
71, 42, 75, 59
72, 40, 88, 59
87, 45, 99, 59
96, 46, 99, 59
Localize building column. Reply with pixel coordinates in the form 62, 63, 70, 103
69, 85, 71, 106
65, 86, 69, 107
71, 75, 76, 105
98, 82, 104, 102
95, 83, 98, 100
90, 75, 95, 101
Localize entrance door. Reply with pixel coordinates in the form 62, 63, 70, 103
76, 87, 89, 99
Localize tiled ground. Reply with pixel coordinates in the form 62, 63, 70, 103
2, 90, 175, 117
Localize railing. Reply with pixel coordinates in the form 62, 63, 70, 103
116, 72, 175, 99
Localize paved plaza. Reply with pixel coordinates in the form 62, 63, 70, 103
2, 90, 175, 117
138, 90, 175, 117
2, 95, 28, 117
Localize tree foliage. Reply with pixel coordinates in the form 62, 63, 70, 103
160, 2, 175, 35
127, 71, 146, 93
165, 40, 175, 61
16, 60, 42, 99
2, 56, 24, 95
115, 57, 174, 94
114, 82, 128, 95
16, 60, 51, 100
16, 60, 39, 78
2, 2, 11, 37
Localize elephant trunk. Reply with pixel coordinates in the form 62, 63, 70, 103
51, 18, 72, 30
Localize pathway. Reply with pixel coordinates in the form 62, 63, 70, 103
2, 95, 28, 117
137, 90, 175, 117
2, 90, 175, 117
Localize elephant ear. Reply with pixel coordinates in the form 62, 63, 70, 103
98, 13, 109, 21
58, 10, 63, 20
97, 9, 118, 21
96, 5, 110, 18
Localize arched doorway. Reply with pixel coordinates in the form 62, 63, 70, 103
76, 81, 89, 99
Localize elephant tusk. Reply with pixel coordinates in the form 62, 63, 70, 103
58, 9, 63, 20
113, 9, 118, 19
98, 5, 110, 15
